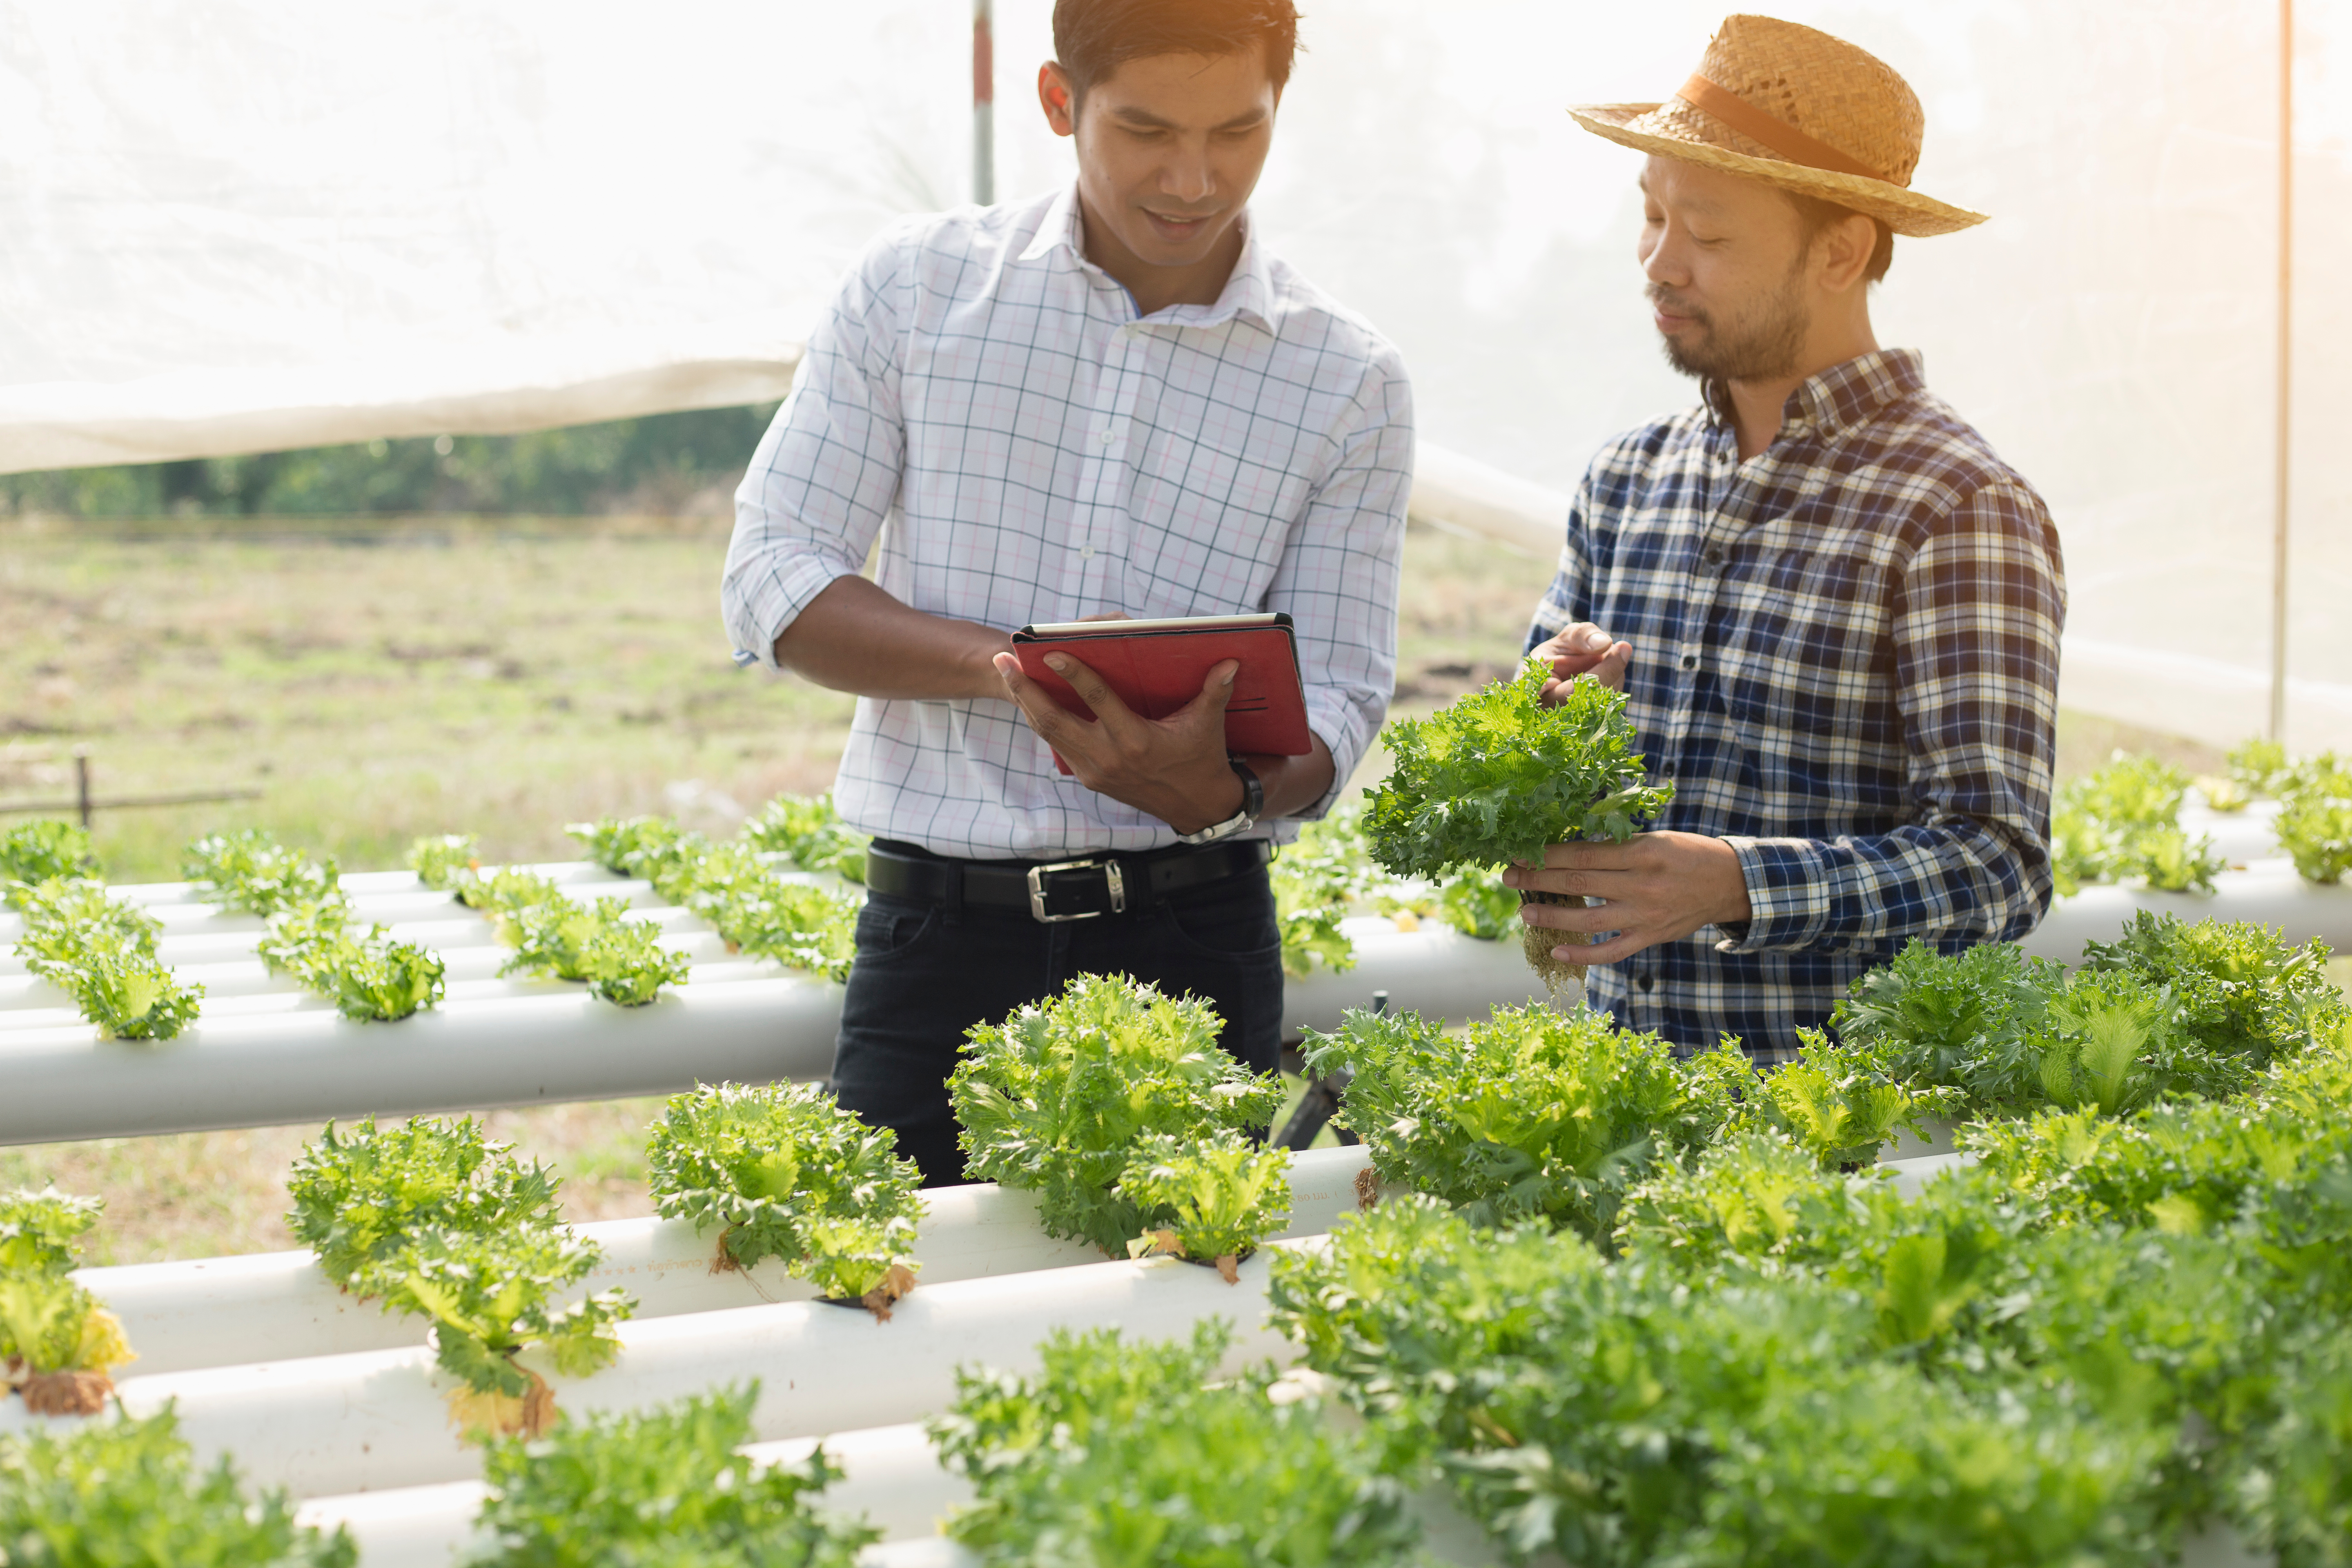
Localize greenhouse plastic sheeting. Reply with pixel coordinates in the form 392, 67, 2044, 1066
7, 1, 2352, 746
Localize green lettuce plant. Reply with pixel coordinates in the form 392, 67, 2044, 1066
1303, 1002, 1729, 1240
1268, 808, 1376, 977
2228, 737, 2295, 798
1, 1186, 136, 1415
382, 1223, 630, 1433
2235, 1324, 2352, 1564
285, 1116, 628, 1437
646, 1082, 924, 1310
930, 1321, 1418, 1568
2048, 754, 2224, 895
1119, 1129, 1292, 1276
1615, 1129, 1881, 1275
185, 829, 443, 1022
2080, 911, 2347, 1072
1827, 939, 2059, 1116
741, 791, 871, 884
469, 1384, 874, 1568
285, 1116, 564, 1283
1437, 866, 1519, 940
257, 896, 445, 1022
407, 833, 481, 893
1362, 661, 1671, 986
949, 975, 1283, 1253
1686, 1037, 1911, 1168
1267, 1195, 2171, 1568
0, 820, 96, 895
0, 1189, 102, 1279
0, 1408, 355, 1568
2274, 754, 2352, 885
12, 875, 204, 1040
470, 869, 691, 1005
183, 828, 341, 915
570, 816, 858, 982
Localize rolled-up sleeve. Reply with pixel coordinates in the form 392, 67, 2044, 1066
722, 230, 909, 668
1264, 346, 1414, 816
1719, 477, 2066, 952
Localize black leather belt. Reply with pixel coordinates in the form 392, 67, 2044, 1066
866, 837, 1272, 923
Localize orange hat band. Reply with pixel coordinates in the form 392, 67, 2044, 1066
1673, 73, 1889, 183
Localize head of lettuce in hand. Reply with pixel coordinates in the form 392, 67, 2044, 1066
1363, 660, 1673, 990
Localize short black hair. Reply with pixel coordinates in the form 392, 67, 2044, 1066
1051, 0, 1301, 102
1786, 190, 1894, 285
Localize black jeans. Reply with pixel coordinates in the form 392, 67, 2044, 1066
830, 856, 1285, 1187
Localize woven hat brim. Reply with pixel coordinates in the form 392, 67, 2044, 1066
1569, 103, 1987, 238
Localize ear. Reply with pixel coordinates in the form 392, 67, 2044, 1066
1039, 62, 1078, 138
1813, 209, 1878, 294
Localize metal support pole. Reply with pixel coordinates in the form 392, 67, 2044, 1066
74, 748, 91, 830
972, 0, 996, 206
2269, 0, 2294, 742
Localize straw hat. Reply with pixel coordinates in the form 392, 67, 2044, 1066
1570, 14, 1985, 238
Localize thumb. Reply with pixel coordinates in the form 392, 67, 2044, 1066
1187, 659, 1241, 719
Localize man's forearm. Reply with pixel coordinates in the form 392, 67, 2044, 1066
1241, 740, 1336, 822
772, 575, 1009, 701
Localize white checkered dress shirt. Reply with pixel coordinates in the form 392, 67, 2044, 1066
724, 183, 1413, 860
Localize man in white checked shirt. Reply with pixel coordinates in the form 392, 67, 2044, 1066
721, 0, 1412, 1184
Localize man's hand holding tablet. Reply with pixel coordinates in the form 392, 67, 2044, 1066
990, 612, 1333, 836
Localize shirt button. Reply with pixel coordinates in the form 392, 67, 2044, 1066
1637, 974, 1655, 993
1080, 543, 1095, 559
1681, 654, 1697, 670
1705, 547, 1725, 567
1098, 430, 1114, 446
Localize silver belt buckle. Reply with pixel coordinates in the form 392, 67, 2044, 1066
1026, 856, 1126, 922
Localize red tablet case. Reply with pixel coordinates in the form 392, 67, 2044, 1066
1010, 613, 1312, 774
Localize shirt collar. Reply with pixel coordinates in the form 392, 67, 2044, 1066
1018, 180, 1274, 331
1703, 347, 1927, 443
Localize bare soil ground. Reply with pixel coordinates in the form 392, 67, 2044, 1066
0, 513, 2259, 1261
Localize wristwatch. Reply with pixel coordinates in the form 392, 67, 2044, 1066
1177, 758, 1263, 845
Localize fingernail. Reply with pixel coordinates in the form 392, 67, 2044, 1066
1222, 666, 1237, 686
1045, 654, 1069, 672
1585, 631, 1610, 649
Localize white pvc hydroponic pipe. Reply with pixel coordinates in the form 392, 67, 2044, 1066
293, 1421, 1536, 1568
82, 1146, 1372, 1377
294, 1420, 965, 1568
0, 1239, 1319, 1499
0, 901, 1548, 1147
2022, 859, 2352, 965
15, 848, 2347, 1147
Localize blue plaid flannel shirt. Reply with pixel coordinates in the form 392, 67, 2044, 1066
1526, 349, 2067, 1060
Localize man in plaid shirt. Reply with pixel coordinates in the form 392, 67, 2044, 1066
1508, 17, 2066, 1060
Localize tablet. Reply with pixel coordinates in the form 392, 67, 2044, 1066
1009, 612, 1313, 768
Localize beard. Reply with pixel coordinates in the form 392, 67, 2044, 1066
1651, 265, 1809, 382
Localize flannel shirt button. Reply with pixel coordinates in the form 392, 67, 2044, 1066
1637, 974, 1655, 993
1705, 547, 1725, 567
1680, 654, 1697, 670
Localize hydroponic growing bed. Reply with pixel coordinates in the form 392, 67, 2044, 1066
0, 863, 1549, 1145
8, 845, 2351, 1148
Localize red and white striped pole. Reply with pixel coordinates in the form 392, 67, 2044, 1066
972, 0, 996, 205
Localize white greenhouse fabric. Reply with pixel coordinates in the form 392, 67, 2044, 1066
2, 0, 2348, 747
